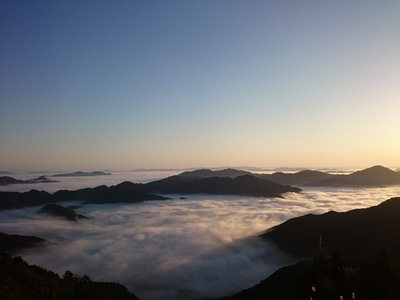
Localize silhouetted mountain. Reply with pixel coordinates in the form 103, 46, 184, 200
307, 165, 400, 187
0, 175, 58, 185
144, 174, 301, 197
257, 170, 336, 185
0, 232, 46, 253
53, 171, 112, 177
221, 250, 400, 300
0, 182, 168, 210
178, 168, 251, 178
0, 253, 140, 300
262, 197, 400, 261
39, 204, 88, 221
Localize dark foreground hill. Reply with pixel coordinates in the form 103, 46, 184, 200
223, 197, 400, 300
221, 249, 400, 300
144, 174, 301, 197
0, 182, 168, 210
0, 253, 140, 300
262, 197, 400, 261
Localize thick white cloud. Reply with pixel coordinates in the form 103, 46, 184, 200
1, 179, 400, 299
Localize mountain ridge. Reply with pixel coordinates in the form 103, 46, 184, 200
261, 196, 400, 260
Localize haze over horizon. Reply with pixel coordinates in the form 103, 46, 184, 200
1, 1, 399, 172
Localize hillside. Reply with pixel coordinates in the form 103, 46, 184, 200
262, 197, 400, 260
221, 250, 400, 300
0, 253, 140, 300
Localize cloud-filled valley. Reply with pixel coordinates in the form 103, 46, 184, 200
1, 172, 400, 299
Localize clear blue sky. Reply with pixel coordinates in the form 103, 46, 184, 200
1, 0, 399, 171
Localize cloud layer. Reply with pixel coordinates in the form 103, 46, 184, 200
1, 180, 400, 299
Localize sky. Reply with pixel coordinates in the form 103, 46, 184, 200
1, 0, 400, 172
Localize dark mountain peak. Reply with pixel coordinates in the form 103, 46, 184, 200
115, 181, 141, 189
179, 169, 212, 177
0, 176, 23, 185
39, 204, 87, 221
296, 169, 328, 175
178, 168, 251, 178
350, 165, 395, 177
307, 165, 400, 187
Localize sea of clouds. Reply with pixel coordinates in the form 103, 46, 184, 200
1, 171, 400, 299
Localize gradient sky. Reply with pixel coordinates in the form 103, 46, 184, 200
1, 1, 399, 172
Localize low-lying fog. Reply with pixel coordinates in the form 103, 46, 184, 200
1, 172, 400, 299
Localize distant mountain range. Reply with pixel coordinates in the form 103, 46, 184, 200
170, 165, 400, 187
0, 171, 301, 210
2, 165, 399, 188
53, 171, 112, 177
0, 175, 58, 186
258, 165, 400, 187
0, 182, 168, 210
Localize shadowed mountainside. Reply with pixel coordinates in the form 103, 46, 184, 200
144, 174, 301, 197
0, 253, 140, 300
261, 197, 400, 261
39, 204, 88, 221
0, 232, 47, 253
